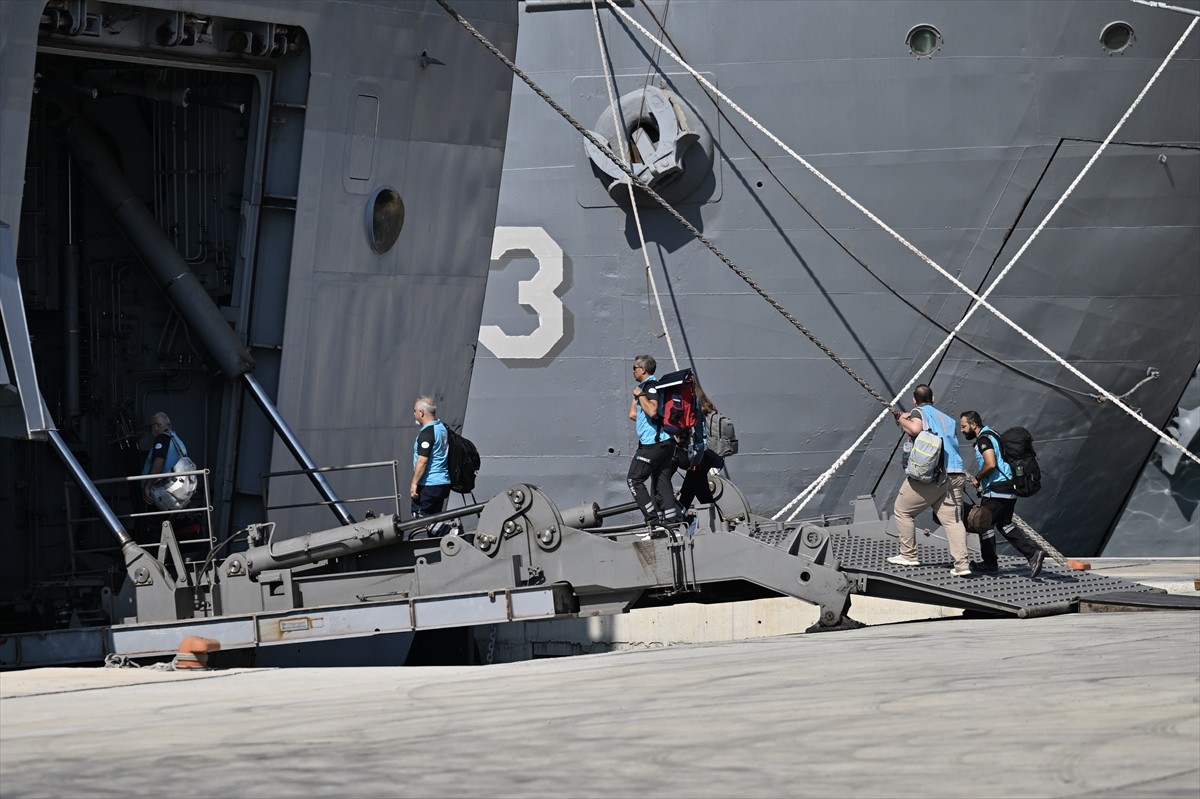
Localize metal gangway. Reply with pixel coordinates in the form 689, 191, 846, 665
2, 477, 1192, 669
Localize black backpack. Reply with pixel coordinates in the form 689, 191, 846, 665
446, 427, 480, 494
998, 426, 1042, 498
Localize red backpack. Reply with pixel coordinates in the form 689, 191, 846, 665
654, 369, 700, 434
654, 369, 705, 466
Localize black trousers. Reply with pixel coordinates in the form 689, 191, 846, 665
978, 495, 1040, 563
412, 483, 451, 518
678, 450, 724, 507
627, 440, 683, 523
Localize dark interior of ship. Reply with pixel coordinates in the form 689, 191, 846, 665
3, 10, 281, 633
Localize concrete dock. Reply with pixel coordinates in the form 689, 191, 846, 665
2, 608, 1198, 798
479, 556, 1200, 661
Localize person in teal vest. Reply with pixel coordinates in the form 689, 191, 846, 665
960, 410, 1045, 576
410, 395, 451, 518
627, 354, 685, 531
141, 411, 186, 506
887, 384, 972, 576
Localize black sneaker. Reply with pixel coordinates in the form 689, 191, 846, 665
972, 561, 999, 574
1029, 550, 1045, 578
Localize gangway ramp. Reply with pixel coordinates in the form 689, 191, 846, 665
749, 494, 1186, 620
830, 532, 1168, 618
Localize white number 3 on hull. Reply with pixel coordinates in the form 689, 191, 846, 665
480, 226, 565, 360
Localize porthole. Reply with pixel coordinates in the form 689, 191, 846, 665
906, 24, 942, 57
366, 186, 404, 255
1100, 21, 1135, 54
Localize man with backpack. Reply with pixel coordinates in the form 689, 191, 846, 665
141, 411, 197, 512
887, 384, 972, 577
410, 395, 451, 518
959, 411, 1046, 577
628, 354, 686, 532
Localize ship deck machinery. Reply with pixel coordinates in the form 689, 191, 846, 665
2, 476, 1188, 669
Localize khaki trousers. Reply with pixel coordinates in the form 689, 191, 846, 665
893, 473, 970, 570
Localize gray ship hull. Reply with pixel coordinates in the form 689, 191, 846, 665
471, 0, 1200, 557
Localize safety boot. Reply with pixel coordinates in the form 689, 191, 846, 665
974, 534, 1000, 573
1028, 549, 1046, 578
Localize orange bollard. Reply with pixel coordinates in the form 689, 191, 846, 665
1066, 559, 1091, 571
175, 636, 221, 669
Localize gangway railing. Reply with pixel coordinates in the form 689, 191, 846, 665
64, 467, 215, 566
261, 460, 404, 519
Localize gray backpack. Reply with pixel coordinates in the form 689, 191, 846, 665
904, 417, 944, 484
706, 410, 738, 457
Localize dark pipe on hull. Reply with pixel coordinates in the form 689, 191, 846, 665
34, 74, 98, 101
189, 94, 246, 114
62, 113, 353, 525
62, 110, 254, 379
63, 243, 80, 420
108, 80, 189, 108
61, 114, 255, 380
64, 154, 80, 421
243, 373, 355, 527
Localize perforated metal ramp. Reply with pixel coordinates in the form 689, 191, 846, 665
829, 532, 1165, 619
1077, 591, 1200, 612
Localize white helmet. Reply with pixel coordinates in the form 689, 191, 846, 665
148, 474, 197, 511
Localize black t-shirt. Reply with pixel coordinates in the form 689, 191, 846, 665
149, 433, 173, 465
416, 425, 437, 456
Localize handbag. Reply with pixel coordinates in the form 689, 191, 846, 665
962, 497, 993, 536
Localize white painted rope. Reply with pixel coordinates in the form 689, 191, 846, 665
592, 0, 679, 370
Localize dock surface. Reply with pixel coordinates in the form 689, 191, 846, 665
2, 610, 1198, 798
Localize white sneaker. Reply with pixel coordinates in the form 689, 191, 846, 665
950, 566, 973, 577
887, 554, 920, 566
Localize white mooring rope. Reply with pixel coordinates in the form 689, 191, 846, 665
591, 0, 679, 371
